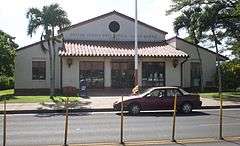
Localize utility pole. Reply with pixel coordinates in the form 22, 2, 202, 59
64, 97, 69, 146
134, 0, 138, 86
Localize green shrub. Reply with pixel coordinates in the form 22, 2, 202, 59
216, 59, 240, 91
0, 76, 14, 90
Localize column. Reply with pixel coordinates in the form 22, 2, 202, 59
104, 59, 111, 88
138, 60, 142, 86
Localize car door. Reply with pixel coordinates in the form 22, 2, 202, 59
165, 89, 182, 109
142, 89, 160, 110
154, 89, 167, 110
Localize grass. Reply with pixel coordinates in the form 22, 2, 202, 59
0, 89, 14, 96
199, 92, 240, 102
0, 89, 80, 103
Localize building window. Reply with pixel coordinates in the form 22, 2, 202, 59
32, 61, 46, 80
190, 62, 201, 87
79, 61, 104, 88
142, 62, 165, 87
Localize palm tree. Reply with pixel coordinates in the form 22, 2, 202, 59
173, 8, 204, 91
26, 3, 71, 97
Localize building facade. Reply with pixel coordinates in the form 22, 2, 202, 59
15, 11, 227, 95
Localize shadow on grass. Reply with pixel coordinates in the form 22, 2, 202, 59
116, 111, 210, 117
0, 94, 16, 101
210, 95, 240, 102
38, 97, 92, 110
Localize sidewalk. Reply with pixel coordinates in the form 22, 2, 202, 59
1, 96, 240, 114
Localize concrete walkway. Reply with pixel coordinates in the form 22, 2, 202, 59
1, 96, 240, 112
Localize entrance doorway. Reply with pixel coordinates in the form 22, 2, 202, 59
111, 62, 134, 88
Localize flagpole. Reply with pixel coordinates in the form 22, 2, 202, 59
134, 0, 138, 86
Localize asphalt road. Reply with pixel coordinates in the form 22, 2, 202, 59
0, 109, 240, 146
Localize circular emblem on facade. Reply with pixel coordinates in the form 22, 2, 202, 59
109, 21, 120, 33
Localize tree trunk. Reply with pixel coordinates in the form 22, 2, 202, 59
193, 35, 203, 91
52, 41, 56, 96
51, 27, 56, 96
196, 46, 203, 91
47, 40, 54, 97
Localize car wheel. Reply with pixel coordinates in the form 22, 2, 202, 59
129, 104, 141, 115
181, 102, 192, 114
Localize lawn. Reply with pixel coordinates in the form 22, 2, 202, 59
0, 89, 67, 103
0, 89, 14, 96
199, 92, 240, 101
0, 89, 53, 103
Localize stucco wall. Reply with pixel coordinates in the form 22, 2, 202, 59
15, 42, 61, 89
175, 39, 217, 88
62, 14, 165, 42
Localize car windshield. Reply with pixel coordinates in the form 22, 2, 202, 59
179, 88, 190, 95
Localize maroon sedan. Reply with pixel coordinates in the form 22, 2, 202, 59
113, 87, 202, 115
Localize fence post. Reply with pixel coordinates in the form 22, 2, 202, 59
120, 96, 124, 144
219, 93, 223, 140
64, 97, 69, 146
3, 96, 6, 146
171, 94, 177, 142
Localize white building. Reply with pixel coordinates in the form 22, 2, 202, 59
15, 11, 227, 95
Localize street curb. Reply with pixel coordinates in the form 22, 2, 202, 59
46, 136, 240, 146
1, 105, 240, 114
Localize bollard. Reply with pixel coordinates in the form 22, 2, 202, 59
64, 97, 69, 146
3, 96, 6, 146
120, 96, 124, 144
219, 93, 224, 140
171, 94, 177, 142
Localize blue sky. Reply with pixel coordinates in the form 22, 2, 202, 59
0, 0, 183, 48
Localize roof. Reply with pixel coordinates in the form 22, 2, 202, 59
167, 36, 229, 61
59, 40, 188, 58
60, 10, 168, 34
16, 41, 44, 51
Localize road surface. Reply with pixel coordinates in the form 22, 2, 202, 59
0, 109, 240, 146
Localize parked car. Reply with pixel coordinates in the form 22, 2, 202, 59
113, 87, 202, 115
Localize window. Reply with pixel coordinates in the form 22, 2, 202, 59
166, 89, 182, 97
32, 61, 46, 80
142, 62, 165, 87
150, 90, 160, 97
150, 89, 165, 98
79, 61, 104, 88
191, 62, 201, 87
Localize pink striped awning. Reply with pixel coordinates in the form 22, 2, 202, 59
59, 41, 188, 58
